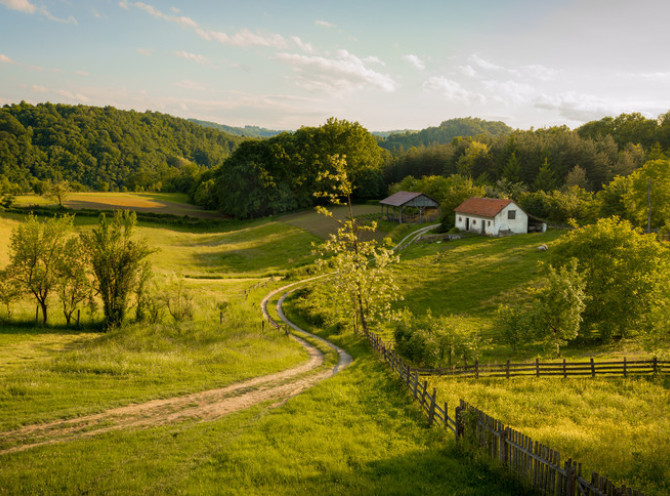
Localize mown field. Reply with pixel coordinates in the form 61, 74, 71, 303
13, 192, 224, 219
0, 210, 527, 495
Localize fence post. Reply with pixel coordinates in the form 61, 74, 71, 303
590, 357, 596, 378
413, 372, 419, 400
653, 356, 658, 374
455, 406, 464, 440
623, 356, 627, 378
499, 426, 508, 467
506, 359, 511, 379
428, 388, 436, 426
444, 402, 448, 430
536, 357, 540, 377
475, 360, 479, 379
563, 358, 567, 379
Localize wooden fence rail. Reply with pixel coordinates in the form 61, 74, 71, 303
413, 357, 669, 379
361, 328, 647, 496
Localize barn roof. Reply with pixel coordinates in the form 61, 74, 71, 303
380, 191, 439, 207
454, 197, 514, 218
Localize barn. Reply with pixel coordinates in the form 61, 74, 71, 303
380, 191, 440, 223
454, 197, 546, 236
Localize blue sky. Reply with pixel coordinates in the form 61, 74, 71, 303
2, 0, 670, 131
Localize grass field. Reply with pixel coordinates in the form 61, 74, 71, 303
0, 211, 531, 495
283, 229, 670, 495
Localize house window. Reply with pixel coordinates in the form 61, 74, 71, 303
473, 219, 476, 225
458, 217, 462, 222
488, 221, 491, 226
508, 210, 516, 220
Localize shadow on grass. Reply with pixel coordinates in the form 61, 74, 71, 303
0, 320, 106, 335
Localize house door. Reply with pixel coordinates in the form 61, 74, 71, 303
465, 218, 470, 231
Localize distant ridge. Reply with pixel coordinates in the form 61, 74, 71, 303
379, 117, 512, 150
189, 119, 285, 138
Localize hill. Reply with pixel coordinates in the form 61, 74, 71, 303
189, 118, 284, 138
0, 102, 245, 192
379, 117, 513, 150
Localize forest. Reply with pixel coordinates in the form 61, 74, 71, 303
0, 102, 243, 194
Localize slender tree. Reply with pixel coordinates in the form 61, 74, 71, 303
9, 214, 73, 324
315, 155, 401, 334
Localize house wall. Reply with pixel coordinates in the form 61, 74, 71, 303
455, 214, 496, 235
494, 203, 528, 234
454, 202, 529, 236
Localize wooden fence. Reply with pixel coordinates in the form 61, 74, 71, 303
413, 357, 670, 379
363, 329, 647, 496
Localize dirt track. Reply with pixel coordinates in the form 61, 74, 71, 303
0, 282, 351, 455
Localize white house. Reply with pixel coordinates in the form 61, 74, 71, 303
454, 198, 545, 236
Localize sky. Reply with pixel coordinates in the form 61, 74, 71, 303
2, 0, 670, 132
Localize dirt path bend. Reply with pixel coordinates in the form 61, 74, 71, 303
1, 282, 351, 456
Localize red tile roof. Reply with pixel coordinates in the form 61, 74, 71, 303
454, 198, 514, 218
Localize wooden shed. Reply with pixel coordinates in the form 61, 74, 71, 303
380, 191, 440, 223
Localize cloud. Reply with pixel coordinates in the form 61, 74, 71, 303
174, 50, 211, 66
521, 64, 557, 81
74, 70, 90, 76
1, 0, 76, 23
137, 48, 153, 56
290, 36, 313, 53
173, 79, 208, 91
422, 76, 485, 104
315, 20, 334, 28
470, 54, 503, 71
482, 79, 536, 105
122, 1, 289, 49
0, 0, 35, 13
276, 49, 398, 93
30, 84, 90, 103
459, 65, 478, 78
402, 54, 425, 71
0, 54, 14, 63
531, 92, 662, 123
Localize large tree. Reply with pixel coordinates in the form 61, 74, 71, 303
81, 210, 154, 328
550, 217, 670, 341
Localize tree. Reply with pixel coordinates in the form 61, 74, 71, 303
56, 237, 91, 326
315, 155, 401, 334
9, 214, 73, 324
81, 210, 154, 328
502, 151, 522, 183
0, 268, 22, 321
622, 159, 670, 230
550, 217, 670, 341
436, 175, 486, 230
533, 157, 557, 192
529, 260, 586, 356
564, 165, 589, 190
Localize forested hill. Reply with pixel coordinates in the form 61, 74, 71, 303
189, 119, 283, 138
379, 117, 513, 150
0, 102, 245, 192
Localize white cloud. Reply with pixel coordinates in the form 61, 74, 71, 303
0, 54, 14, 63
531, 92, 661, 123
0, 0, 35, 13
75, 70, 90, 76
402, 54, 425, 71
1, 0, 76, 23
521, 64, 557, 81
30, 84, 90, 103
290, 36, 313, 53
459, 65, 478, 78
174, 50, 211, 66
315, 20, 334, 28
136, 48, 153, 56
276, 49, 398, 93
422, 76, 485, 104
470, 54, 503, 71
482, 79, 536, 105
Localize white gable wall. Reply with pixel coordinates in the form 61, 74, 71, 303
455, 202, 528, 236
